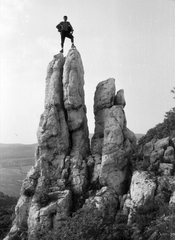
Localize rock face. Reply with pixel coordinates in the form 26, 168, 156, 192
141, 137, 175, 174
5, 49, 90, 240
122, 136, 175, 229
91, 79, 136, 195
5, 49, 136, 240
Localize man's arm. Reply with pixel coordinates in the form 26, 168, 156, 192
68, 22, 74, 32
56, 22, 63, 32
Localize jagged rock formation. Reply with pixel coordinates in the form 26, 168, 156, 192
90, 79, 136, 195
4, 49, 136, 240
122, 136, 175, 239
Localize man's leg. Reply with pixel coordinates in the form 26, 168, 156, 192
66, 33, 74, 47
61, 32, 65, 50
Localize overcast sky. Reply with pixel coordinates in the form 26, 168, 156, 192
0, 0, 175, 144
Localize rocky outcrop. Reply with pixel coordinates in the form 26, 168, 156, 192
140, 137, 175, 174
5, 49, 136, 240
122, 136, 175, 230
91, 78, 136, 195
5, 49, 90, 240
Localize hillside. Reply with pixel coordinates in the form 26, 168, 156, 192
0, 143, 37, 161
0, 143, 37, 197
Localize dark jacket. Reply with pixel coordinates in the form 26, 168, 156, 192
56, 21, 73, 33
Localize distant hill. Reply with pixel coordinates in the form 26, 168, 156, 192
135, 133, 145, 142
0, 143, 37, 161
0, 143, 37, 197
89, 133, 144, 142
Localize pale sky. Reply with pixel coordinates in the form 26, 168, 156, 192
0, 0, 175, 144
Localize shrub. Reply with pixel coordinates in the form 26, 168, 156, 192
131, 201, 158, 234
138, 107, 175, 146
55, 205, 132, 240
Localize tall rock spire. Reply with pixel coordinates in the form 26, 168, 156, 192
4, 49, 90, 240
4, 50, 136, 240
91, 78, 136, 195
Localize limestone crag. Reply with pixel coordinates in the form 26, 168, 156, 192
122, 136, 175, 231
5, 49, 90, 240
91, 78, 136, 195
5, 49, 136, 240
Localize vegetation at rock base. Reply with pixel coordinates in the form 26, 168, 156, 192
131, 196, 175, 240
54, 204, 132, 240
0, 192, 17, 240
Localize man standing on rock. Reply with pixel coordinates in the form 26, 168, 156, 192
56, 16, 75, 53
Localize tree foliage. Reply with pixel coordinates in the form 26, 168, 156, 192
139, 107, 175, 146
0, 193, 17, 240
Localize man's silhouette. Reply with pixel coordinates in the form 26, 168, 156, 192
56, 16, 75, 53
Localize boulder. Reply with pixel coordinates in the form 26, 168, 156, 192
163, 146, 175, 163
154, 137, 169, 151
143, 141, 154, 157
93, 78, 115, 113
114, 89, 126, 107
130, 171, 157, 207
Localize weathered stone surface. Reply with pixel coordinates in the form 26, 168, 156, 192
85, 186, 119, 210
143, 141, 154, 157
37, 107, 69, 157
169, 191, 175, 206
66, 106, 85, 131
63, 49, 90, 159
124, 171, 157, 225
158, 163, 174, 176
69, 158, 88, 194
100, 162, 128, 195
163, 146, 175, 163
14, 196, 31, 230
123, 127, 136, 146
63, 49, 84, 110
6, 49, 90, 240
5, 50, 136, 240
45, 53, 65, 108
94, 78, 115, 113
154, 137, 169, 151
114, 89, 126, 107
70, 120, 90, 158
102, 106, 126, 155
91, 80, 134, 195
150, 151, 161, 164
99, 105, 132, 195
130, 171, 157, 207
122, 194, 133, 215
157, 176, 175, 194
27, 190, 72, 240
91, 109, 106, 155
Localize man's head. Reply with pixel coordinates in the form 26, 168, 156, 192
63, 16, 68, 21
